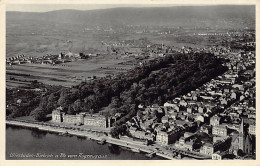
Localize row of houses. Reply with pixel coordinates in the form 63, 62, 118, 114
52, 106, 112, 128
175, 118, 253, 158
6, 52, 88, 66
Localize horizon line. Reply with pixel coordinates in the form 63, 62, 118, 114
6, 4, 255, 13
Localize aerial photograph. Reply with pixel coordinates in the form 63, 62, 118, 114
5, 3, 256, 160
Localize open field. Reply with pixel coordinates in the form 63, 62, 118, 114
6, 80, 31, 88
6, 55, 138, 88
6, 31, 107, 58
7, 20, 214, 59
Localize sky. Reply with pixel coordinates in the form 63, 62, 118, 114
6, 4, 179, 12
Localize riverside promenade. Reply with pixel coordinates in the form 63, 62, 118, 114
6, 120, 209, 160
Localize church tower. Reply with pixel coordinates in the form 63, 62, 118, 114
238, 119, 245, 151
230, 118, 253, 155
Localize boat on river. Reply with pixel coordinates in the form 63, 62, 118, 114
131, 148, 140, 153
97, 138, 107, 145
58, 131, 69, 136
145, 152, 156, 158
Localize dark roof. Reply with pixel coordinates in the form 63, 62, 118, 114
231, 133, 239, 142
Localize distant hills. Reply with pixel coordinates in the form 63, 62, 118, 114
7, 5, 255, 29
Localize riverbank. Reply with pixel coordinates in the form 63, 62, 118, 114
6, 120, 105, 141
6, 120, 209, 160
6, 125, 164, 160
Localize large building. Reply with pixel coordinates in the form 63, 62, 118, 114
156, 130, 179, 145
52, 106, 63, 122
63, 113, 84, 124
129, 127, 155, 141
212, 125, 228, 137
248, 124, 255, 135
200, 143, 214, 156
52, 108, 110, 128
200, 139, 230, 156
210, 115, 221, 126
229, 119, 254, 155
83, 114, 108, 128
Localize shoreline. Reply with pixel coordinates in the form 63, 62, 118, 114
6, 120, 209, 160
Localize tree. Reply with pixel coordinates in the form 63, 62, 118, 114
137, 110, 143, 119
57, 89, 71, 109
110, 127, 120, 138
110, 96, 121, 109
67, 104, 76, 115
46, 93, 59, 112
73, 99, 83, 113
151, 109, 158, 118
110, 125, 127, 138
31, 107, 47, 121
237, 149, 244, 157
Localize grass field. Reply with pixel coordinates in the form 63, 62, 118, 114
6, 80, 31, 88
6, 55, 137, 88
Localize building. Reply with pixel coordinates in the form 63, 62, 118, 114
220, 98, 228, 105
210, 115, 221, 126
212, 151, 227, 160
174, 132, 196, 151
161, 116, 169, 123
183, 141, 194, 151
248, 124, 255, 135
231, 92, 238, 100
168, 112, 178, 120
52, 106, 64, 122
83, 114, 108, 128
212, 125, 228, 137
63, 113, 84, 124
129, 127, 155, 141
200, 137, 231, 156
51, 108, 110, 128
187, 106, 195, 114
58, 52, 65, 59
200, 125, 212, 134
200, 143, 214, 155
229, 119, 253, 155
198, 106, 206, 113
156, 130, 179, 145
196, 114, 206, 123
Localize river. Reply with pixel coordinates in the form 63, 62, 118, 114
6, 125, 165, 160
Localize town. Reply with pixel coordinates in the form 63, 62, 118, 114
125, 49, 255, 159
6, 28, 255, 160
43, 41, 255, 160
6, 5, 256, 160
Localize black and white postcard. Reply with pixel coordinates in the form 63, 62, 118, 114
0, 0, 259, 166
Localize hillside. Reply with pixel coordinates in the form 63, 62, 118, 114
6, 5, 255, 58
24, 53, 228, 122
7, 5, 255, 28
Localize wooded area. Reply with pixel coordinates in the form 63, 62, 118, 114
7, 53, 228, 125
